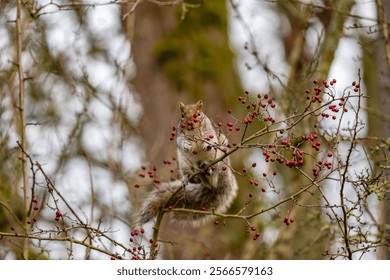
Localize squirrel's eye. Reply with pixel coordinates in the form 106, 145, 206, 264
181, 113, 184, 118
197, 112, 201, 116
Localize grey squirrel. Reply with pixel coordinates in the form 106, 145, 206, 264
135, 100, 238, 226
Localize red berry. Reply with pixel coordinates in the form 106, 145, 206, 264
32, 197, 38, 203
251, 162, 257, 167
56, 210, 63, 217
227, 121, 233, 127
214, 220, 219, 225
227, 108, 232, 114
34, 206, 39, 211
111, 256, 116, 260
134, 183, 141, 188
251, 226, 256, 231
153, 179, 161, 184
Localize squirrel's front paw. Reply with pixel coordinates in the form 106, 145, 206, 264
183, 175, 201, 184
199, 162, 213, 176
202, 142, 212, 151
181, 176, 189, 186
182, 140, 192, 152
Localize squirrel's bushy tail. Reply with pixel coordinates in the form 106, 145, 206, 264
133, 168, 238, 228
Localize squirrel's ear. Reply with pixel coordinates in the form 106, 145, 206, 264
179, 102, 185, 111
196, 100, 203, 110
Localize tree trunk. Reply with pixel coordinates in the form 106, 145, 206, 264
123, 1, 244, 259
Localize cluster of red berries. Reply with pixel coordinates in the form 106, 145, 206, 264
125, 228, 153, 260
301, 134, 321, 151
32, 197, 39, 211
281, 139, 291, 147
135, 165, 162, 188
164, 155, 177, 173
285, 150, 304, 168
55, 209, 62, 221
257, 94, 276, 108
352, 81, 360, 92
249, 179, 259, 186
312, 158, 333, 176
306, 78, 337, 103
283, 216, 295, 226
130, 228, 145, 237
169, 126, 177, 141
320, 98, 349, 120
225, 92, 278, 132
250, 226, 261, 241
257, 94, 276, 123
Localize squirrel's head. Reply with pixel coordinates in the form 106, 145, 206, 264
179, 100, 204, 130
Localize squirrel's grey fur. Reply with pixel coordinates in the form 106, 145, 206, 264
134, 100, 238, 227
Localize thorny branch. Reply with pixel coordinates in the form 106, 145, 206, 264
144, 85, 388, 259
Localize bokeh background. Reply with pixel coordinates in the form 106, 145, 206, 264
0, 0, 389, 259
